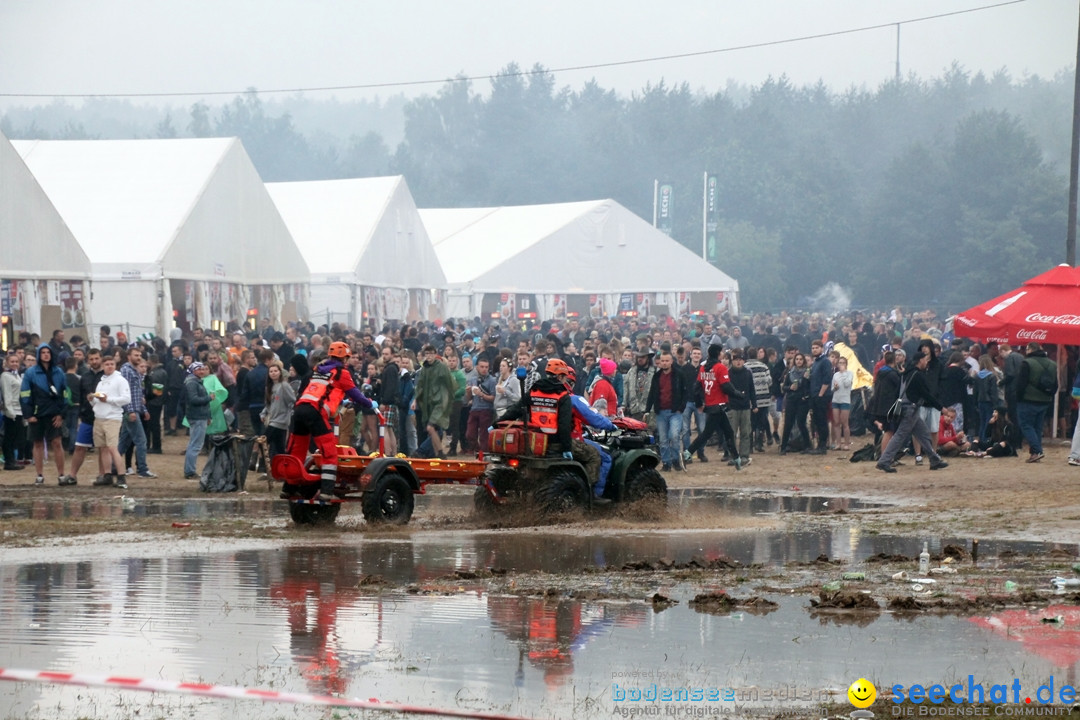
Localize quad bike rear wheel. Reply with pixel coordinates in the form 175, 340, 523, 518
533, 470, 589, 516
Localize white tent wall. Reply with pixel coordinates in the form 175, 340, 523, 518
161, 140, 309, 334
1, 132, 93, 339
266, 177, 446, 328
426, 201, 738, 321
467, 202, 737, 295
161, 140, 308, 286
0, 133, 91, 283
88, 280, 159, 344
355, 180, 446, 292
445, 292, 474, 322
308, 282, 357, 327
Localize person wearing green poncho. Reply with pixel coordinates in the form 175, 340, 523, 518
183, 372, 227, 435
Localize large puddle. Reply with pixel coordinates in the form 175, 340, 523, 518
1, 527, 1078, 719
0, 488, 886, 523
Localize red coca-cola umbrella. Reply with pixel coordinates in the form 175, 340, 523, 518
954, 264, 1080, 345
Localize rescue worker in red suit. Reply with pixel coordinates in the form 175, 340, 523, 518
686, 343, 747, 470
288, 341, 374, 501
502, 359, 612, 504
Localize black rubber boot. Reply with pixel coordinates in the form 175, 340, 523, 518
316, 477, 336, 502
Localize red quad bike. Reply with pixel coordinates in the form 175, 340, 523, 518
475, 416, 668, 518
272, 411, 487, 526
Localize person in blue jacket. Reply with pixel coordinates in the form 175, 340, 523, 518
20, 345, 70, 485
569, 393, 616, 500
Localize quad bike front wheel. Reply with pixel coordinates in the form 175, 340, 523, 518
624, 467, 668, 504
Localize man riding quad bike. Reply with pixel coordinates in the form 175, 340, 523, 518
481, 358, 667, 515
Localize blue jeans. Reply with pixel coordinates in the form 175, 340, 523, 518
1016, 401, 1048, 455
184, 419, 208, 476
118, 414, 149, 473
585, 438, 611, 496
681, 401, 704, 454
656, 409, 683, 467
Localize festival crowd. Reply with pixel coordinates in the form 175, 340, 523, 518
1, 307, 1077, 487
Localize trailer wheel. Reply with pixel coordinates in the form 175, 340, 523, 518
362, 473, 414, 525
624, 467, 668, 504
533, 470, 589, 516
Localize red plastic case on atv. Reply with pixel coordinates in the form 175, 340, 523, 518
488, 421, 528, 455
611, 416, 648, 431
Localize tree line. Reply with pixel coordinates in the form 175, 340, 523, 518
1, 63, 1071, 311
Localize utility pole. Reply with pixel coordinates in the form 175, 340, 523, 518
895, 23, 901, 84
1068, 5, 1080, 266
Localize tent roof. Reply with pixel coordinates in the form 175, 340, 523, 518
0, 131, 91, 279
12, 137, 309, 284
420, 199, 738, 294
266, 176, 446, 288
12, 137, 234, 265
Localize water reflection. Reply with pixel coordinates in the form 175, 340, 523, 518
487, 595, 648, 691
0, 533, 1078, 719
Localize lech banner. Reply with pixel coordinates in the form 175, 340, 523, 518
704, 173, 719, 264
656, 181, 674, 237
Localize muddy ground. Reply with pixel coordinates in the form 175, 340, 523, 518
2, 434, 1077, 607
1, 432, 1076, 543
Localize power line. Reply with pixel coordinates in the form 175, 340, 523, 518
0, 0, 1028, 99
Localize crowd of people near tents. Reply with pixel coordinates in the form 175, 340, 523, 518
2, 304, 1077, 488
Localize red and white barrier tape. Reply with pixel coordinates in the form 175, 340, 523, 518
0, 668, 532, 720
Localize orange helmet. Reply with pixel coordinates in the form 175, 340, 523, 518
328, 341, 351, 359
545, 358, 571, 380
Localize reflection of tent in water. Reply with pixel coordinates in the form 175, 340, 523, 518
969, 606, 1080, 679
486, 596, 646, 690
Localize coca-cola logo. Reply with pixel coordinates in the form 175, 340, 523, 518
1016, 328, 1048, 341
1025, 313, 1080, 326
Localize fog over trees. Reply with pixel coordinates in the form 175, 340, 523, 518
2, 63, 1071, 312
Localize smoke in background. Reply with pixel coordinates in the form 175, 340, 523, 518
806, 283, 852, 316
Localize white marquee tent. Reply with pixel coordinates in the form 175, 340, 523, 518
13, 137, 310, 341
266, 176, 446, 328
0, 130, 92, 342
420, 199, 740, 321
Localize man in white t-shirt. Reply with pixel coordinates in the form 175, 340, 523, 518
91, 356, 131, 489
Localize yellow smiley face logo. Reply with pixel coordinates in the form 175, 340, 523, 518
848, 678, 876, 708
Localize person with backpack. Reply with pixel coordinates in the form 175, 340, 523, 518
875, 350, 948, 474
1015, 341, 1057, 464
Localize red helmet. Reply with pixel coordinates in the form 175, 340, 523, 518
328, 341, 351, 359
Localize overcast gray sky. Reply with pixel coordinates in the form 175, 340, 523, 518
0, 0, 1073, 108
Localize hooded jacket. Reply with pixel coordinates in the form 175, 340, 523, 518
20, 346, 68, 418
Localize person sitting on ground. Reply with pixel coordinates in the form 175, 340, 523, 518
966, 407, 1018, 458
937, 407, 971, 456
